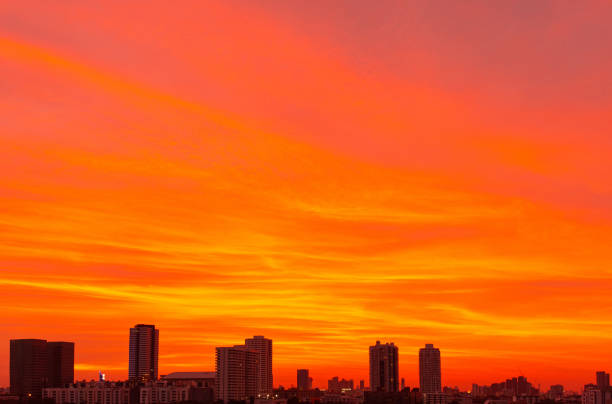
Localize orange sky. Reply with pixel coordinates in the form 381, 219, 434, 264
1, 0, 612, 392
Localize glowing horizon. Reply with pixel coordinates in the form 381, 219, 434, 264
1, 0, 612, 392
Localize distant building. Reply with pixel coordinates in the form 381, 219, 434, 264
10, 339, 48, 399
419, 344, 441, 394
597, 372, 610, 391
297, 369, 311, 391
549, 385, 564, 400
47, 342, 75, 388
369, 341, 399, 392
129, 325, 159, 382
583, 384, 603, 404
162, 371, 215, 389
44, 380, 212, 404
215, 345, 258, 403
517, 376, 529, 396
245, 336, 273, 396
43, 381, 131, 404
139, 382, 190, 404
329, 377, 354, 393
424, 393, 447, 404
10, 339, 75, 399
322, 390, 364, 404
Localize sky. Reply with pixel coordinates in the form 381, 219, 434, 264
1, 0, 612, 392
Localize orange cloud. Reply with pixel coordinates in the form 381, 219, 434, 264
1, 0, 612, 393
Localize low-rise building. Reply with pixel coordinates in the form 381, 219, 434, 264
139, 382, 189, 404
322, 390, 364, 404
43, 381, 131, 404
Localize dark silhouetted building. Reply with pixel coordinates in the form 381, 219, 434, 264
583, 384, 603, 404
419, 344, 441, 394
328, 377, 354, 393
549, 385, 564, 400
245, 336, 273, 396
298, 369, 311, 391
597, 372, 610, 391
129, 324, 159, 381
10, 339, 75, 399
10, 339, 48, 399
369, 341, 399, 392
215, 345, 258, 403
47, 342, 74, 388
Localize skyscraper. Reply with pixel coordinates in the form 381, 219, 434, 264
419, 344, 441, 394
369, 341, 399, 392
215, 346, 258, 403
10, 339, 75, 398
297, 369, 311, 391
128, 324, 159, 381
47, 342, 74, 387
10, 339, 49, 399
597, 371, 610, 391
244, 336, 273, 396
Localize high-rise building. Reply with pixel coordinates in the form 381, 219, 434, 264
244, 336, 273, 396
10, 339, 49, 399
583, 384, 603, 404
10, 339, 76, 399
597, 372, 610, 391
215, 346, 258, 403
419, 344, 441, 394
47, 342, 75, 388
128, 324, 159, 381
369, 341, 399, 393
297, 369, 311, 391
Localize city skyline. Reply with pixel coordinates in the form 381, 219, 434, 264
5, 331, 610, 394
2, 0, 612, 397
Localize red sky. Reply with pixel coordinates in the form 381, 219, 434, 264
1, 0, 612, 392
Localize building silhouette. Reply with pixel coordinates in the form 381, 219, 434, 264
47, 342, 75, 388
583, 384, 603, 404
328, 377, 354, 393
297, 369, 311, 391
43, 381, 131, 404
548, 384, 564, 400
369, 341, 399, 392
10, 339, 75, 399
419, 344, 441, 394
128, 324, 159, 381
597, 372, 610, 391
10, 339, 48, 399
215, 346, 258, 403
244, 336, 273, 396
